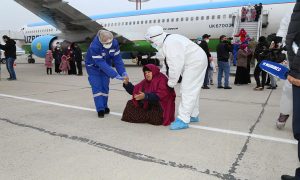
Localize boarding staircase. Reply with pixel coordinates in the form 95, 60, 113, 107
232, 11, 263, 41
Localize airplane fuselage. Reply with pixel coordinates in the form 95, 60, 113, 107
20, 0, 296, 56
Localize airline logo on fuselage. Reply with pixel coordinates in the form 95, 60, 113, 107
25, 35, 42, 43
36, 42, 42, 50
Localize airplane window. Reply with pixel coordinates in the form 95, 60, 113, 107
133, 21, 135, 25
176, 18, 179, 22
153, 20, 156, 23
217, 15, 221, 19
141, 21, 144, 24
166, 19, 169, 22
122, 22, 124, 25
206, 16, 209, 20
125, 22, 128, 25
158, 19, 160, 23
191, 17, 194, 21
149, 20, 152, 24
212, 15, 215, 20
171, 18, 174, 22
115, 22, 117, 26
129, 22, 132, 25
201, 16, 204, 20
229, 14, 232, 18
185, 17, 189, 21
145, 20, 148, 24
196, 16, 199, 20
118, 22, 121, 26
137, 21, 139, 24
162, 19, 165, 23
181, 17, 184, 21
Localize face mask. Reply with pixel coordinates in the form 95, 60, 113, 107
205, 39, 210, 43
151, 43, 158, 49
103, 43, 112, 49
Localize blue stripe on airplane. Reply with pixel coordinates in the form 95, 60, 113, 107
27, 0, 295, 27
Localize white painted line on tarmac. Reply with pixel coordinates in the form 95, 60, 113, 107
189, 125, 297, 145
0, 93, 123, 116
0, 93, 297, 145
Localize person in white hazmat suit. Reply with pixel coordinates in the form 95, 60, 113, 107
145, 26, 208, 130
275, 10, 293, 129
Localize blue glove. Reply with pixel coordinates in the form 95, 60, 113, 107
122, 72, 128, 77
115, 75, 124, 81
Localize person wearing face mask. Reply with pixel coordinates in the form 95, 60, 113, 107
65, 45, 77, 75
0, 35, 17, 80
145, 26, 208, 130
85, 30, 128, 118
199, 34, 212, 89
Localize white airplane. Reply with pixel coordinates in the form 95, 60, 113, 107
15, 0, 295, 59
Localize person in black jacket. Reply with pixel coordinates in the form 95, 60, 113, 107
53, 46, 62, 74
216, 35, 232, 89
253, 36, 268, 90
0, 35, 17, 80
199, 34, 212, 89
71, 43, 83, 76
281, 1, 300, 179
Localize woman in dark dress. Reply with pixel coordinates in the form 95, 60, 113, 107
235, 44, 252, 85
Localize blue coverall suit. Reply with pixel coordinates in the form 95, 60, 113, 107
85, 37, 126, 112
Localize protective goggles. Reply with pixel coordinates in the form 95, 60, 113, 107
145, 33, 163, 43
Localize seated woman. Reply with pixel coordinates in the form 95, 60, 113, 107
122, 64, 176, 126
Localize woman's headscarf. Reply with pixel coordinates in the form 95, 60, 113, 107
132, 64, 176, 126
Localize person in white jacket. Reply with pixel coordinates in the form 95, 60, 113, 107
276, 10, 293, 129
145, 26, 208, 130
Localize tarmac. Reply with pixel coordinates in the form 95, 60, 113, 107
0, 55, 298, 180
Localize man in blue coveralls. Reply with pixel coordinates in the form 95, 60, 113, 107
85, 30, 128, 118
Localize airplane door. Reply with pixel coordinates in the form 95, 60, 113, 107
262, 10, 269, 28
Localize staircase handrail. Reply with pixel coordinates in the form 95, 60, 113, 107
256, 9, 264, 41
232, 11, 240, 40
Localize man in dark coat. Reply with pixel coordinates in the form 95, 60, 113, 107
199, 34, 212, 89
72, 43, 83, 76
216, 35, 233, 89
0, 35, 17, 80
281, 1, 300, 179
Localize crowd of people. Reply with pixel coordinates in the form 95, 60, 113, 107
241, 3, 262, 22
44, 42, 83, 76
196, 27, 287, 92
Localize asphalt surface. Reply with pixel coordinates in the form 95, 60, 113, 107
0, 56, 298, 180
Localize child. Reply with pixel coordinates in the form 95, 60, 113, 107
59, 55, 70, 74
45, 50, 53, 75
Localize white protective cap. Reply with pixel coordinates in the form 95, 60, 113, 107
97, 30, 113, 44
145, 26, 164, 41
145, 26, 166, 50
